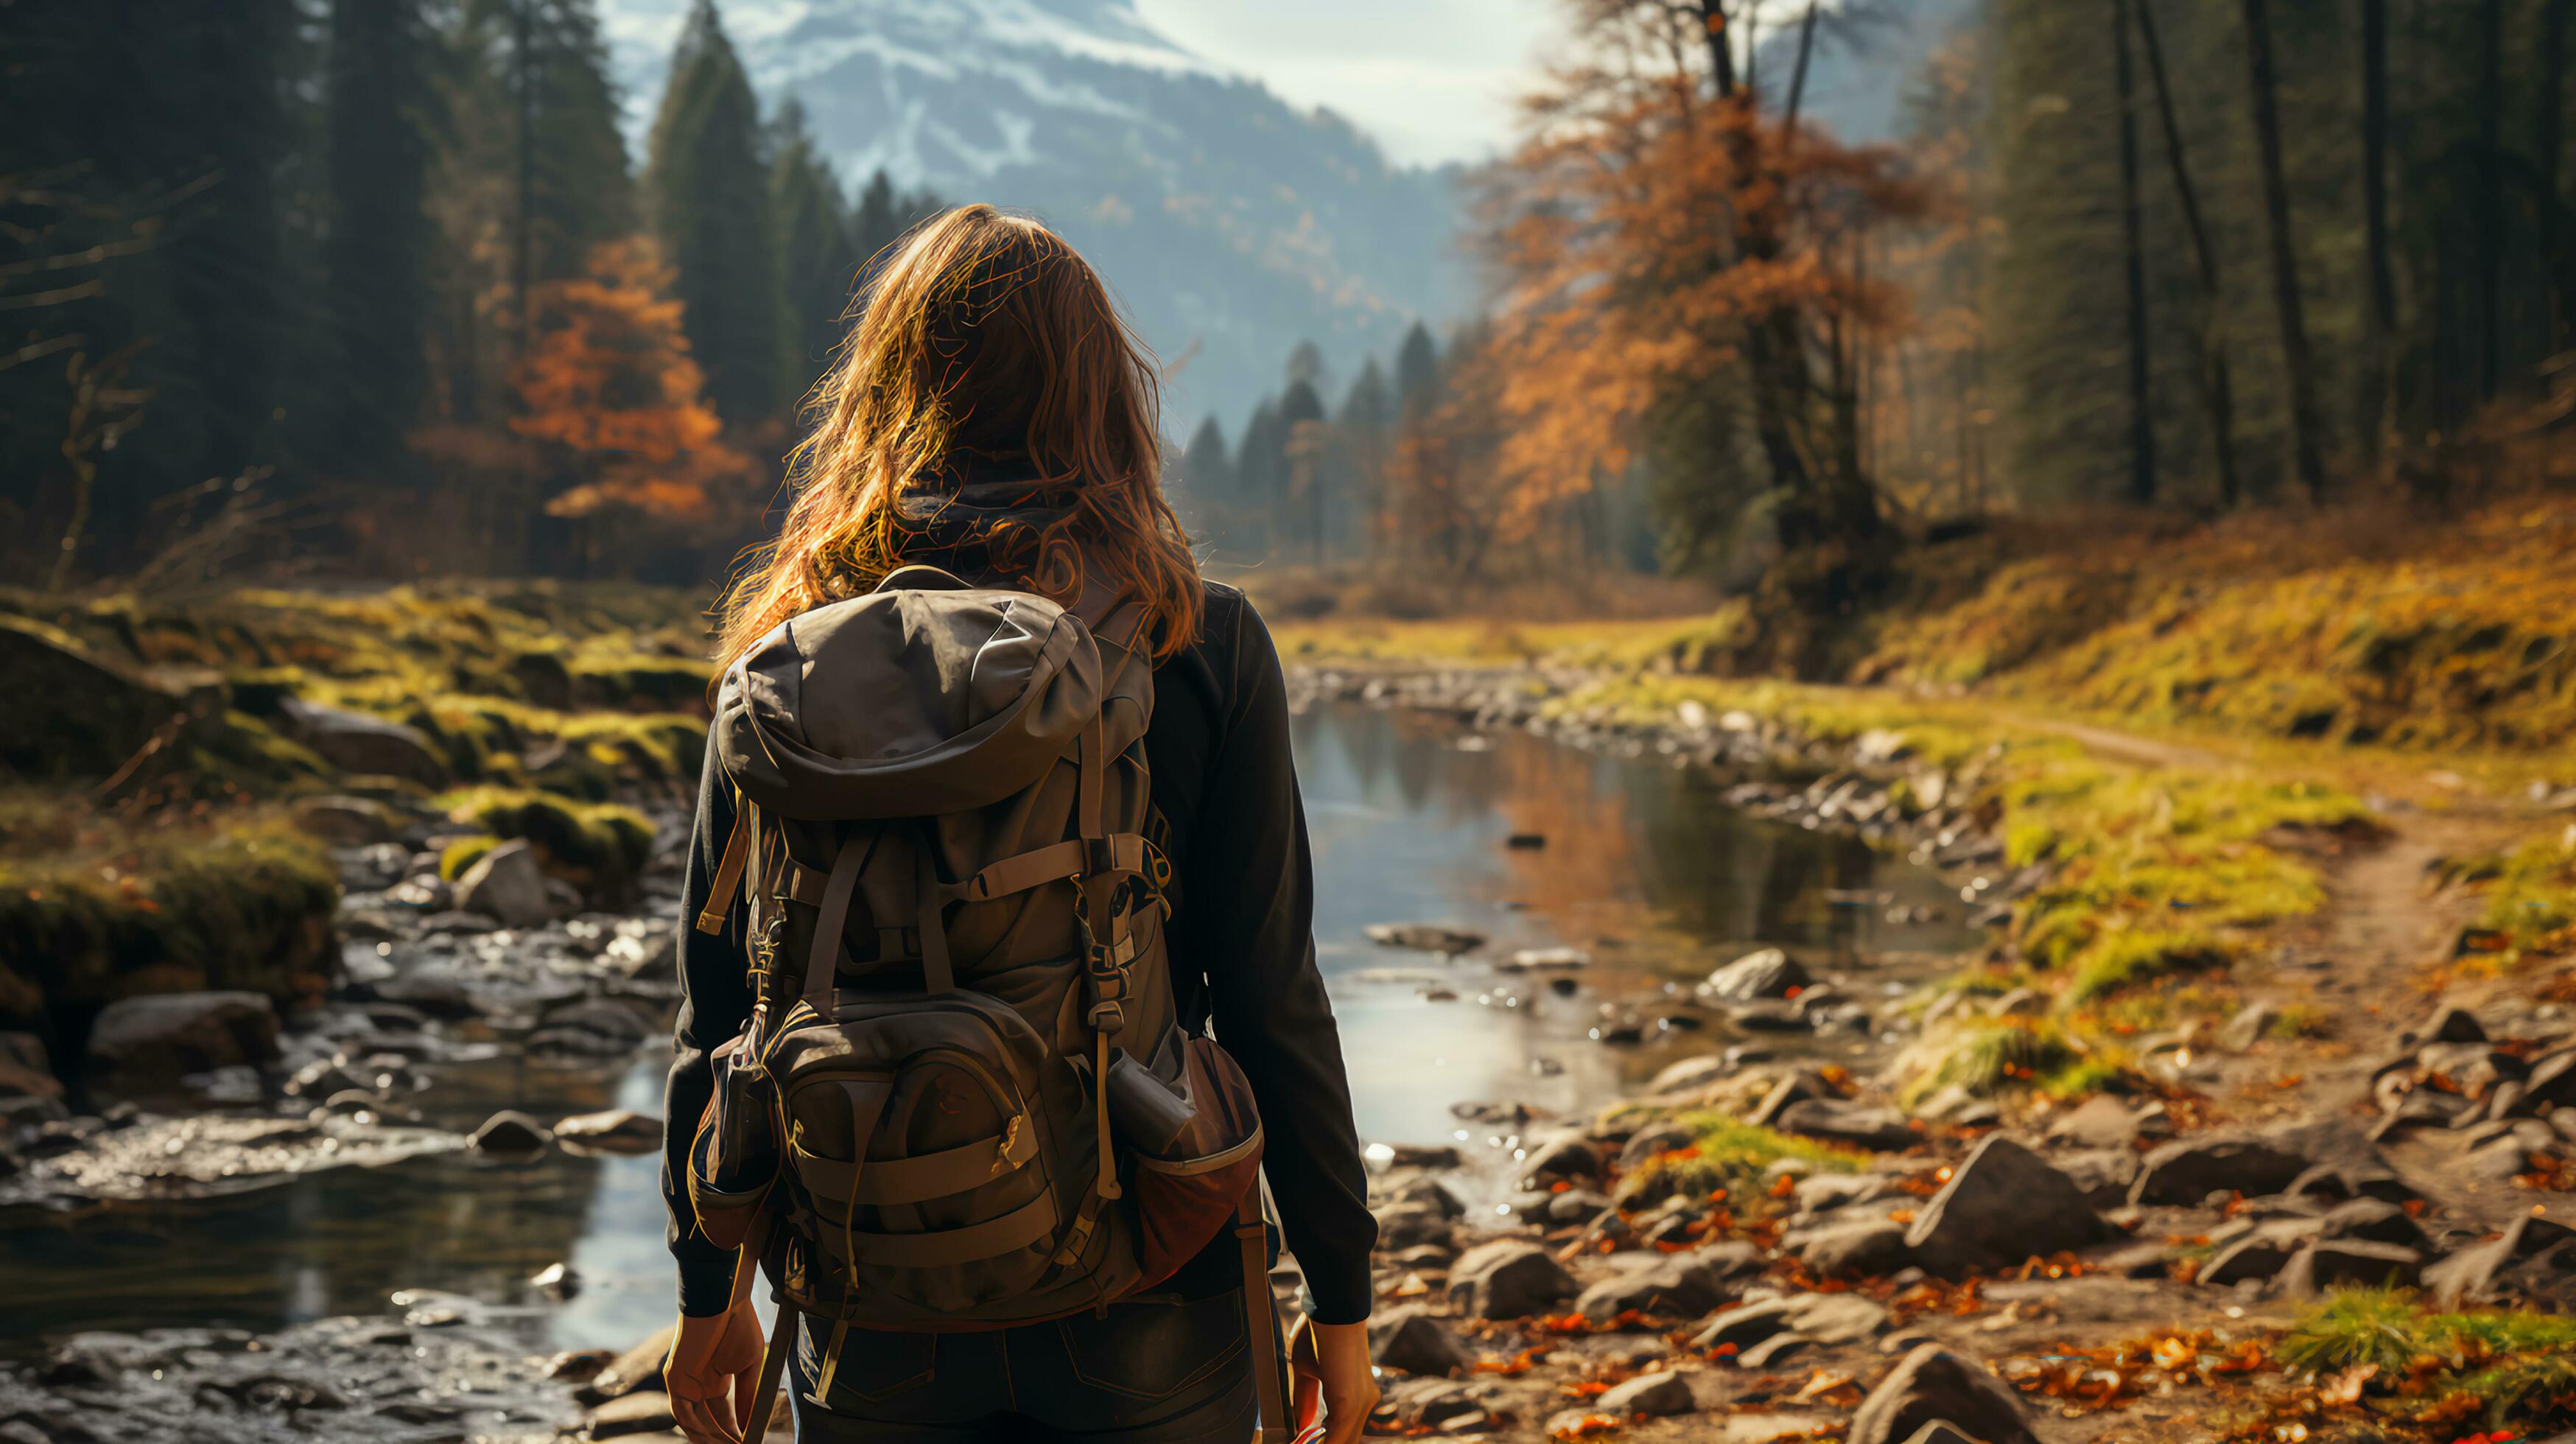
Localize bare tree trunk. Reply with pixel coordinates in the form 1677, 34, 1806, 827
2539, 0, 2572, 353
1696, 0, 1738, 98
2239, 0, 2328, 501
514, 0, 536, 355
2112, 0, 2157, 505
1786, 1, 1822, 133
2477, 0, 2505, 398
2136, 0, 2238, 505
2362, 0, 2396, 455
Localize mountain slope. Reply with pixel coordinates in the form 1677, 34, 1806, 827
600, 0, 1469, 430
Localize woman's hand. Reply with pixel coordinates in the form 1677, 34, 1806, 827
665, 1298, 768, 1444
1302, 1319, 1381, 1443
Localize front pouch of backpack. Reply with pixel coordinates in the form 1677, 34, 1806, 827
688, 1032, 782, 1252
1117, 1032, 1265, 1287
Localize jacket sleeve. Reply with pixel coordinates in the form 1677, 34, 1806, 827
664, 745, 752, 1317
1190, 598, 1378, 1324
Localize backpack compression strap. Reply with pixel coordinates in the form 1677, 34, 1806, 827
1237, 1186, 1291, 1444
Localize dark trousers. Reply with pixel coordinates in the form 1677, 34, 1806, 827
788, 1290, 1260, 1443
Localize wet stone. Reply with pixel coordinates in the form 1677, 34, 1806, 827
1371, 1306, 1473, 1378
1447, 1240, 1577, 1320
1849, 1345, 2043, 1444
1597, 1370, 1696, 1416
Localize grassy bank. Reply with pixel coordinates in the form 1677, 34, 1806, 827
0, 791, 339, 1045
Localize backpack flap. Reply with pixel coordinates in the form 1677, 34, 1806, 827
714, 583, 1105, 823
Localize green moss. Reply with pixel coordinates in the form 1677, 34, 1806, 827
0, 791, 340, 1022
2063, 929, 2236, 1006
2457, 828, 2576, 965
2278, 1290, 2576, 1430
1615, 1111, 1859, 1208
439, 835, 500, 880
433, 785, 653, 891
1898, 1017, 2097, 1107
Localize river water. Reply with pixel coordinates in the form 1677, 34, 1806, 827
0, 702, 1971, 1357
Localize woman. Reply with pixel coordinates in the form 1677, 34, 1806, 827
659, 205, 1380, 1444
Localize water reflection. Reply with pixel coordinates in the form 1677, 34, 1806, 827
1294, 704, 1970, 1151
0, 701, 1970, 1357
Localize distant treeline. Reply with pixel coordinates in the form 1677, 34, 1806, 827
8, 0, 2572, 603
1174, 0, 2576, 621
1, 0, 933, 587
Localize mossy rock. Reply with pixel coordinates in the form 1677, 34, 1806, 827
0, 617, 208, 780
434, 787, 653, 899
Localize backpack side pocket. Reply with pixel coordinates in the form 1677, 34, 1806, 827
1120, 1034, 1265, 1288
688, 1032, 782, 1251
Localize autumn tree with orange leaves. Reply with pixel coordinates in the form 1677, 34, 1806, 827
1475, 0, 1924, 634
510, 237, 748, 533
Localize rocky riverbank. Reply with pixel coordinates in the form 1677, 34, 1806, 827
2, 618, 2572, 1444
1284, 659, 2576, 1444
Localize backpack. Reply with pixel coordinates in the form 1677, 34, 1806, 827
683, 565, 1286, 1441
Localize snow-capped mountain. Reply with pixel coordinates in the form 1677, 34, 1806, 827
600, 0, 1470, 431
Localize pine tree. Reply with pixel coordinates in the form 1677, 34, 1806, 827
170, 0, 304, 494
509, 0, 635, 288
1235, 399, 1286, 553
772, 99, 855, 404
321, 0, 438, 469
852, 169, 902, 264
1394, 323, 1440, 419
1279, 372, 1328, 564
1179, 414, 1232, 511
645, 0, 782, 430
1336, 356, 1391, 557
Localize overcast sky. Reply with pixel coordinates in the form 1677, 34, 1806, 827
1129, 0, 1562, 168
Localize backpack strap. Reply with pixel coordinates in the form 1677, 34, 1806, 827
695, 799, 753, 936
1237, 1186, 1291, 1444
912, 824, 958, 995
803, 829, 877, 1006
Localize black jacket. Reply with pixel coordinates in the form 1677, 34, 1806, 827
661, 581, 1378, 1323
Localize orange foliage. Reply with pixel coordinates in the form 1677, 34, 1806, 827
1478, 45, 1927, 542
510, 238, 748, 523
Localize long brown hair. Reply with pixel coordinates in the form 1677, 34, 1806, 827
717, 204, 1200, 665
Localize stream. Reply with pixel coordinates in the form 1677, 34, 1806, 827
0, 701, 1973, 1363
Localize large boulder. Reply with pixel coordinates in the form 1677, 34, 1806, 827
1906, 1136, 2115, 1276
455, 839, 556, 929
276, 697, 446, 785
1446, 1239, 1577, 1320
1573, 1251, 1745, 1320
0, 617, 205, 779
1848, 1345, 2042, 1444
1369, 1306, 1473, 1378
84, 992, 279, 1092
2128, 1132, 2313, 1205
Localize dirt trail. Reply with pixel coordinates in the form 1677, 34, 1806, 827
1996, 712, 2242, 775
